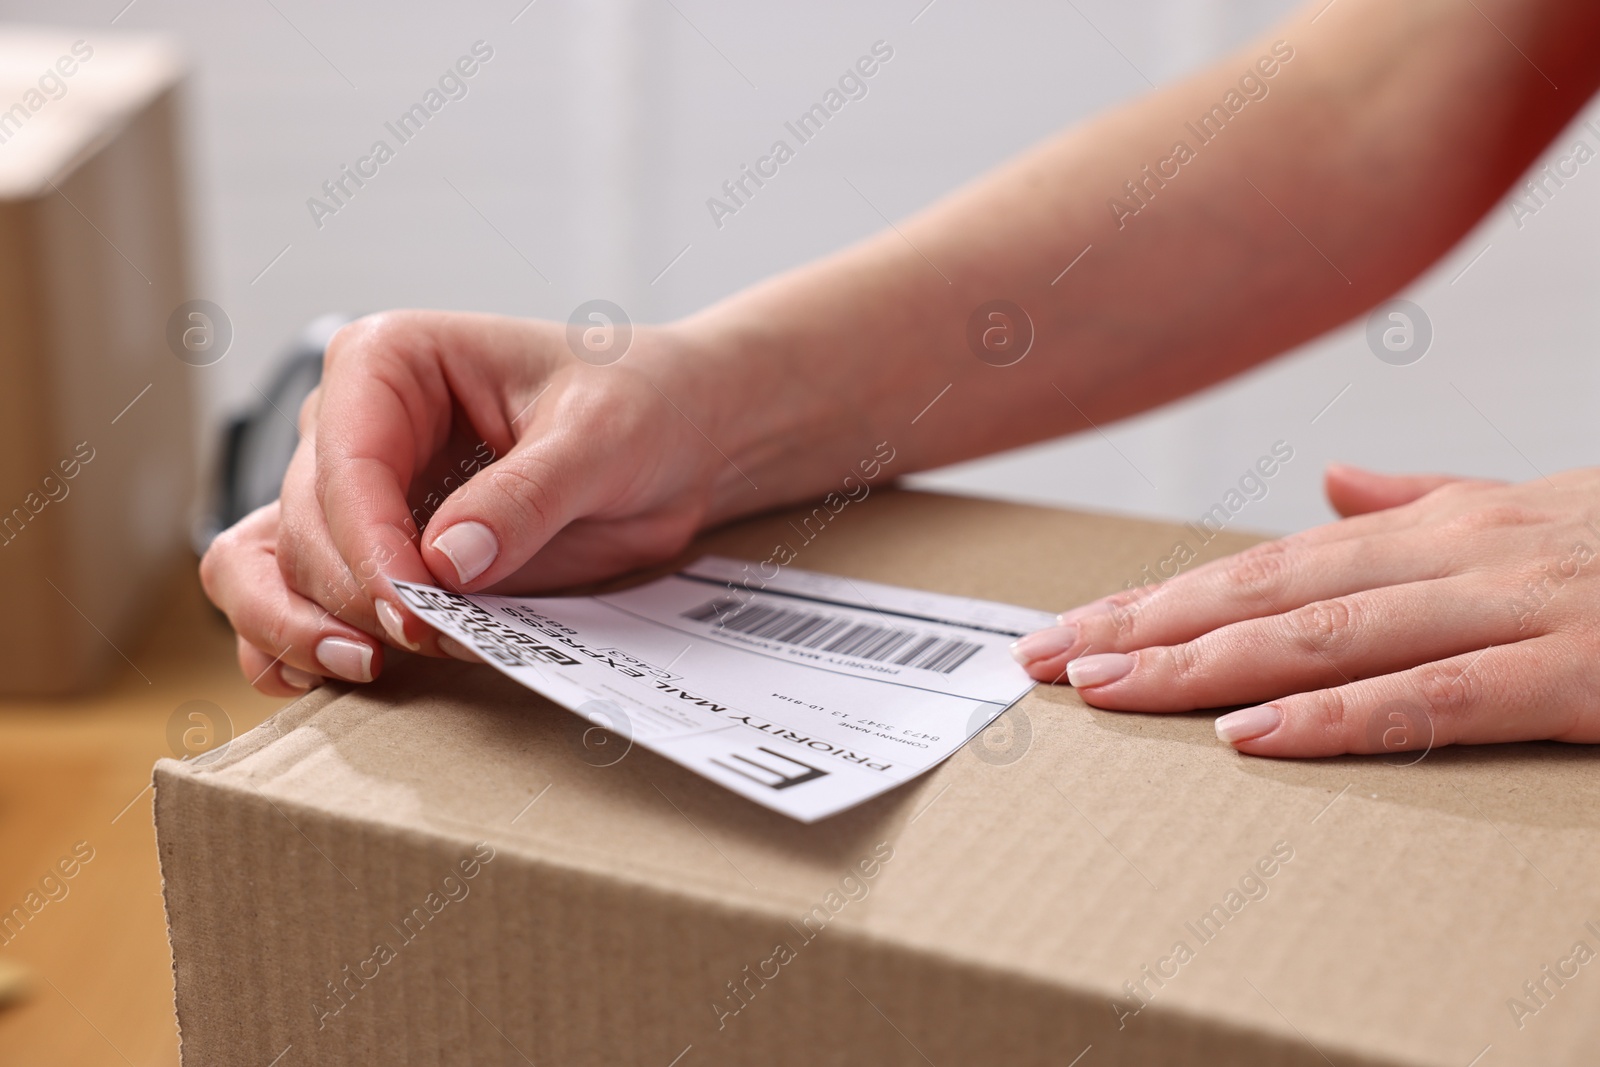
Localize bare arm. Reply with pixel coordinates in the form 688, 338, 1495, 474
680, 0, 1600, 521
206, 0, 1600, 731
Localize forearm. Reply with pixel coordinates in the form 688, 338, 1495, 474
669, 0, 1600, 523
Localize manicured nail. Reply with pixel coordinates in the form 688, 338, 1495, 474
1215, 704, 1283, 744
316, 637, 374, 683
438, 635, 483, 663
280, 665, 322, 691
432, 521, 498, 585
1066, 652, 1136, 688
376, 599, 420, 651
1057, 600, 1113, 626
1010, 624, 1077, 665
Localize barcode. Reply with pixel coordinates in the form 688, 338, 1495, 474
682, 597, 984, 674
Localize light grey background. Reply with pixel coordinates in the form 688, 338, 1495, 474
5, 0, 1597, 536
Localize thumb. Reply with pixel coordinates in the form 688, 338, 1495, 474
1323, 462, 1477, 517
422, 434, 601, 591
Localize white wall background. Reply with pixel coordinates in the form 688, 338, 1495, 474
4, 0, 1597, 537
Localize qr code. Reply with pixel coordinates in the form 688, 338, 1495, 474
395, 586, 580, 669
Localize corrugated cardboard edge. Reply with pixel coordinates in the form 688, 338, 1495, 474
154, 680, 1393, 1067
153, 682, 346, 1063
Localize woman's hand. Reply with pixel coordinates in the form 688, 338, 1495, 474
1012, 464, 1600, 757
200, 500, 394, 695
202, 310, 735, 693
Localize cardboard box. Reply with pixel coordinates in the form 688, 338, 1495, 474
155, 490, 1600, 1065
0, 28, 196, 695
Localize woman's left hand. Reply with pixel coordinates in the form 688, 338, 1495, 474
1011, 463, 1600, 757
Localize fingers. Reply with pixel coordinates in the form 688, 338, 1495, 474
1016, 530, 1454, 680
312, 310, 710, 612
417, 361, 716, 593
1323, 463, 1483, 517
1214, 636, 1596, 757
1009, 468, 1600, 760
313, 312, 547, 628
475, 511, 701, 592
1063, 577, 1526, 712
277, 435, 447, 655
1037, 498, 1466, 656
236, 636, 321, 698
314, 318, 450, 614
277, 437, 382, 632
201, 503, 384, 693
274, 382, 415, 661
423, 440, 597, 590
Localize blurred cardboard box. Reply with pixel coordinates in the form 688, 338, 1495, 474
0, 27, 196, 695
155, 491, 1600, 1065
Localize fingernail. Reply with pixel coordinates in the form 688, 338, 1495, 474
1066, 652, 1136, 688
1010, 624, 1077, 665
432, 521, 498, 585
1057, 600, 1113, 625
376, 599, 420, 651
280, 665, 322, 691
1215, 704, 1283, 744
316, 637, 374, 683
438, 635, 483, 663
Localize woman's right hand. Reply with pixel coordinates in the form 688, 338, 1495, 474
202, 309, 740, 693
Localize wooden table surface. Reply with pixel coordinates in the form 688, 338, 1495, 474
0, 566, 285, 1066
